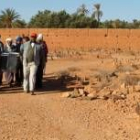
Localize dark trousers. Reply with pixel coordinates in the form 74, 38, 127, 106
4, 72, 14, 87
15, 62, 23, 85
36, 64, 43, 89
0, 71, 3, 84
0, 57, 3, 85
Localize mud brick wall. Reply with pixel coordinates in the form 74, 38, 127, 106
0, 28, 140, 51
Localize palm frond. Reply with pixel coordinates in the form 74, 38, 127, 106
0, 8, 20, 28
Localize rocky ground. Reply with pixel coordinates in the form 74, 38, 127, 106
1, 48, 140, 140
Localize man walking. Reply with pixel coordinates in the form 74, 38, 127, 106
21, 33, 42, 95
36, 34, 48, 89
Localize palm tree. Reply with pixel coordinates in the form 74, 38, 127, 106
0, 8, 20, 28
12, 20, 27, 28
93, 3, 103, 27
76, 4, 89, 16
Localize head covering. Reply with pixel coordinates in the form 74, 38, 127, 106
30, 33, 37, 38
6, 38, 12, 42
5, 38, 12, 52
37, 33, 43, 41
16, 36, 22, 42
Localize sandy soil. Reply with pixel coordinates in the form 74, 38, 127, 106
0, 50, 140, 140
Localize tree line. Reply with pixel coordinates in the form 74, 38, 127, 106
0, 4, 140, 28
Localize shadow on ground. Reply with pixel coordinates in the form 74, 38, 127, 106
0, 74, 75, 95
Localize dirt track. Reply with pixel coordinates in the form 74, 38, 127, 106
0, 52, 140, 140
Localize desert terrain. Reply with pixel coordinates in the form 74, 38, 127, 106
0, 48, 140, 140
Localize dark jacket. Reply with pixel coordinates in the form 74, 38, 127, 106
0, 41, 4, 54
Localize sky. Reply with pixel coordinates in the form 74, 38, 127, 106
0, 0, 140, 22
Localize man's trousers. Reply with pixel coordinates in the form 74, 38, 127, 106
23, 63, 38, 92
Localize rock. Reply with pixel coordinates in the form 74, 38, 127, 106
120, 94, 127, 99
128, 86, 134, 94
84, 95, 98, 100
98, 88, 112, 100
61, 92, 71, 98
87, 93, 98, 98
84, 85, 91, 93
71, 88, 81, 98
120, 87, 129, 95
84, 96, 96, 101
99, 87, 111, 97
78, 89, 98, 100
112, 90, 119, 95
120, 83, 126, 89
84, 85, 95, 95
66, 84, 84, 89
111, 94, 126, 102
134, 85, 140, 92
53, 56, 58, 60
115, 83, 129, 95
98, 95, 109, 100
78, 89, 84, 96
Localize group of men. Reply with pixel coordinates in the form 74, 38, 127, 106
0, 33, 48, 95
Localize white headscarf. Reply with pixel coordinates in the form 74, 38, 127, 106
6, 38, 12, 42
37, 34, 43, 42
5, 38, 12, 52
